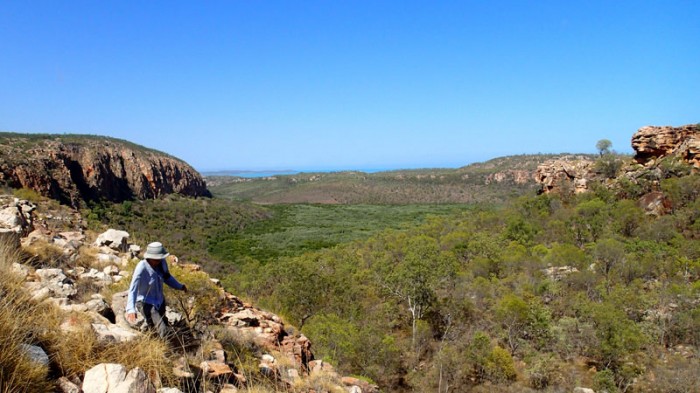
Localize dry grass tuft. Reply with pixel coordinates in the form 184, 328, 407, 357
0, 239, 55, 392
22, 239, 69, 269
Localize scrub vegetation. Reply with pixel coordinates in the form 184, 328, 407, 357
85, 155, 700, 392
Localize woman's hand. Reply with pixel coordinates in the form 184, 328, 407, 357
126, 312, 137, 324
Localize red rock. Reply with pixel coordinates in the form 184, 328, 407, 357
0, 136, 209, 206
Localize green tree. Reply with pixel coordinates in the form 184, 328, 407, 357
495, 294, 529, 354
378, 235, 456, 351
596, 139, 613, 156
572, 198, 609, 245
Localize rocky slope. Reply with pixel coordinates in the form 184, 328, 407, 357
0, 133, 210, 206
2, 196, 375, 393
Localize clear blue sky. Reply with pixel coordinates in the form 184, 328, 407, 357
1, 1, 698, 171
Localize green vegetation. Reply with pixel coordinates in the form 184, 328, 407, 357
85, 195, 270, 274
85, 155, 699, 392
208, 203, 470, 266
207, 154, 585, 205
223, 176, 700, 391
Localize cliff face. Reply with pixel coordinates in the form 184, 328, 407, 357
0, 134, 210, 205
632, 124, 700, 168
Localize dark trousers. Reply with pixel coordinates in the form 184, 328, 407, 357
136, 301, 170, 339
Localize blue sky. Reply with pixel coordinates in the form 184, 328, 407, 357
1, 1, 698, 171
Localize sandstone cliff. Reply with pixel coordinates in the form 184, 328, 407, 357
632, 124, 700, 168
0, 133, 210, 206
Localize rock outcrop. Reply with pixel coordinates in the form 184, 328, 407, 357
632, 124, 700, 168
0, 134, 210, 206
534, 156, 595, 194
535, 124, 700, 196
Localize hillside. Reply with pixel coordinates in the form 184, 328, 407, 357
0, 133, 210, 206
207, 154, 587, 204
0, 196, 374, 393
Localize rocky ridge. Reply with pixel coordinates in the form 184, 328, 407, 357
0, 134, 210, 206
534, 123, 700, 198
5, 196, 377, 393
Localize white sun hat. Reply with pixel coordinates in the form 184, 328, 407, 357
143, 242, 170, 259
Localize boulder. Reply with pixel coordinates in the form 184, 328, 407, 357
129, 244, 142, 258
573, 388, 595, 393
98, 253, 122, 266
638, 191, 672, 216
82, 364, 155, 393
95, 229, 130, 252
112, 291, 144, 329
0, 198, 35, 235
20, 344, 50, 367
35, 268, 77, 298
200, 361, 233, 379
85, 296, 116, 323
92, 323, 140, 343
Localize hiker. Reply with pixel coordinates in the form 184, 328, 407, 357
125, 242, 188, 339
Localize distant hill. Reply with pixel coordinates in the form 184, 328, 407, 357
207, 154, 593, 204
0, 133, 210, 206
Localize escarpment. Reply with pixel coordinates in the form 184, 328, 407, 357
0, 134, 210, 206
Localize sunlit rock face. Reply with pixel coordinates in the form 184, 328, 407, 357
0, 135, 210, 206
632, 124, 700, 168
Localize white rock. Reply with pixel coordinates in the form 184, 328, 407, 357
158, 389, 184, 393
82, 363, 155, 393
573, 388, 595, 393
94, 229, 130, 252
111, 367, 155, 393
83, 363, 125, 393
98, 253, 121, 265
104, 265, 120, 276
92, 323, 139, 343
31, 287, 51, 302
262, 354, 275, 363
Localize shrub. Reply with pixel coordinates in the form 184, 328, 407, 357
12, 187, 42, 203
485, 346, 517, 383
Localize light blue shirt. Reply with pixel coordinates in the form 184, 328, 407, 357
126, 259, 184, 314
